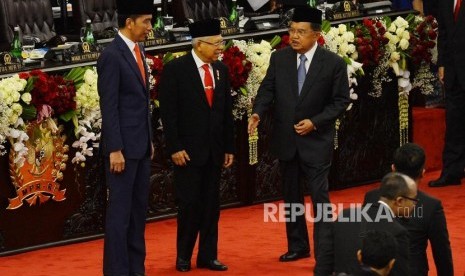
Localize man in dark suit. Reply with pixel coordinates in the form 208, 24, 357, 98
97, 1, 154, 275
315, 172, 417, 275
429, 0, 465, 187
364, 143, 454, 276
159, 19, 234, 272
356, 230, 398, 276
248, 6, 350, 263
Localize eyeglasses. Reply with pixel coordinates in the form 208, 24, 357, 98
400, 195, 419, 204
288, 28, 316, 37
199, 40, 226, 47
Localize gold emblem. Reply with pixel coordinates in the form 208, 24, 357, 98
344, 1, 352, 12
146, 30, 155, 40
219, 17, 228, 29
3, 53, 12, 65
7, 119, 68, 210
81, 42, 91, 53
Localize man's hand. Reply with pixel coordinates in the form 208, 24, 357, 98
171, 150, 190, 166
223, 153, 234, 168
248, 114, 260, 135
294, 119, 315, 135
438, 66, 444, 85
110, 150, 125, 174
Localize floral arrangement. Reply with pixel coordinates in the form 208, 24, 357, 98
0, 68, 102, 167
353, 18, 388, 66
0, 75, 30, 165
408, 15, 438, 96
226, 36, 280, 120
146, 52, 173, 108
70, 67, 101, 165
321, 23, 364, 110
221, 43, 252, 93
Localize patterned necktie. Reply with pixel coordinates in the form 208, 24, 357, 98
201, 64, 214, 107
455, 0, 462, 21
134, 44, 146, 84
297, 54, 307, 95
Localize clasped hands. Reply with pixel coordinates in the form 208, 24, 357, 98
248, 113, 315, 136
171, 150, 234, 168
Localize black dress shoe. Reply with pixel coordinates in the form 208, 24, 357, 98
428, 177, 461, 187
176, 258, 191, 272
279, 251, 310, 262
130, 273, 146, 276
197, 259, 228, 271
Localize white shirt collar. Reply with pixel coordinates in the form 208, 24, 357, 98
118, 31, 138, 60
191, 49, 210, 69
297, 43, 318, 68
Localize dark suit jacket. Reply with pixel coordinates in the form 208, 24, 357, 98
437, 0, 465, 89
252, 46, 350, 163
316, 204, 410, 276
158, 52, 234, 166
97, 35, 152, 159
364, 189, 454, 276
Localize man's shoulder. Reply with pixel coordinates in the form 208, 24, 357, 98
417, 190, 441, 204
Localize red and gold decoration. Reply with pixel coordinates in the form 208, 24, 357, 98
7, 119, 68, 209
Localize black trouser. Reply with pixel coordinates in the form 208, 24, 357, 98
442, 80, 465, 180
174, 157, 222, 263
280, 154, 331, 260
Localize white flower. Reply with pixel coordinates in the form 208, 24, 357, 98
395, 27, 405, 37
399, 38, 409, 50
388, 24, 397, 33
401, 31, 410, 40
21, 92, 32, 104
390, 51, 401, 62
338, 24, 347, 34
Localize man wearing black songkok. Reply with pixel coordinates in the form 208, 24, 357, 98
248, 5, 350, 266
97, 0, 154, 275
159, 19, 234, 272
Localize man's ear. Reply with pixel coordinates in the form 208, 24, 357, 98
357, 249, 363, 264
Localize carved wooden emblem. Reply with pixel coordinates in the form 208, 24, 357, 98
7, 120, 68, 209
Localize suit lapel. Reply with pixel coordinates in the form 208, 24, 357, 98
286, 49, 299, 101
297, 46, 324, 105
187, 54, 210, 108
116, 35, 147, 91
211, 62, 223, 108
139, 44, 150, 91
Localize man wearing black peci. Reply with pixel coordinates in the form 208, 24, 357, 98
159, 19, 234, 272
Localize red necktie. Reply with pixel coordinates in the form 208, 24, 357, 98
455, 0, 462, 21
134, 44, 146, 84
201, 64, 214, 107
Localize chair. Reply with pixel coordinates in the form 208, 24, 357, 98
0, 0, 56, 51
73, 0, 118, 34
172, 0, 230, 25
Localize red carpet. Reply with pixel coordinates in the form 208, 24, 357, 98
0, 170, 463, 276
413, 107, 446, 172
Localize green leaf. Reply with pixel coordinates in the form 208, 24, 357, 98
383, 16, 392, 28
343, 56, 352, 65
20, 104, 37, 120
239, 86, 247, 96
224, 40, 234, 50
405, 13, 415, 23
322, 20, 331, 33
269, 35, 281, 48
59, 110, 76, 122
72, 114, 79, 137
24, 77, 35, 93
163, 52, 174, 64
